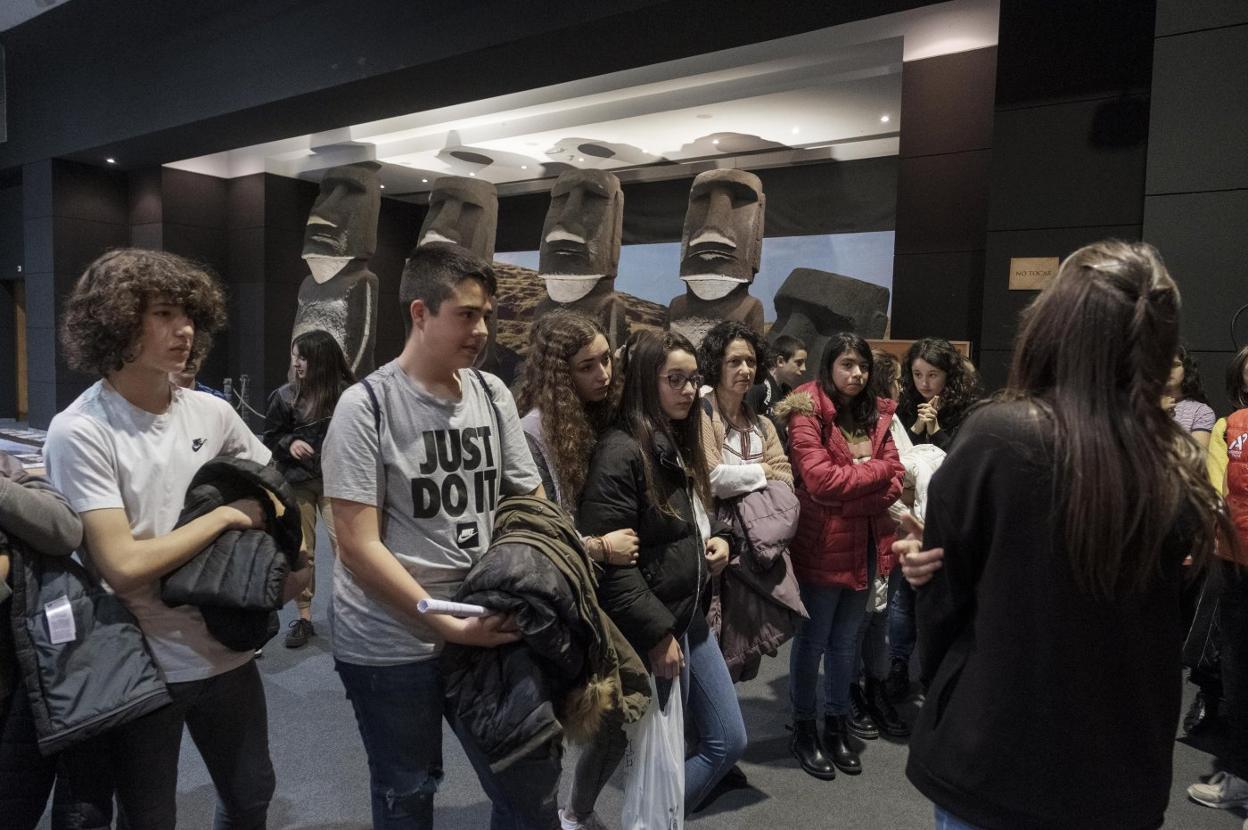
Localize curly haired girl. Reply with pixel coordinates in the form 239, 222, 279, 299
514, 310, 638, 568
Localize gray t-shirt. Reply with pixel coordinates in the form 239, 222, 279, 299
322, 360, 540, 665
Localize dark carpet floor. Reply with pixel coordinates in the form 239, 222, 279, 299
35, 528, 1244, 829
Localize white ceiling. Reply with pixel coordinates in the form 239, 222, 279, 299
166, 0, 999, 198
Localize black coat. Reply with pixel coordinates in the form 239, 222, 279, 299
262, 384, 333, 484
577, 428, 725, 656
907, 402, 1196, 830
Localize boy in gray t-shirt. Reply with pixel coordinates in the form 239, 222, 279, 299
323, 243, 548, 829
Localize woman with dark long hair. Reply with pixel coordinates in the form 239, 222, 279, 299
897, 240, 1231, 829
1166, 343, 1215, 449
514, 312, 639, 571
263, 329, 354, 647
785, 332, 904, 780
897, 337, 982, 451
572, 330, 745, 821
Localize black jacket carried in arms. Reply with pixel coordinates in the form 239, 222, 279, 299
442, 496, 649, 773
163, 457, 303, 651
907, 402, 1197, 830
577, 428, 728, 657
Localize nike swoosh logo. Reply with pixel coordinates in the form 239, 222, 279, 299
457, 526, 476, 543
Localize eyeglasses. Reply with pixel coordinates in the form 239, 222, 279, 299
664, 373, 703, 390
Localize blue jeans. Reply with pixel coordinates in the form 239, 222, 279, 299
935, 806, 983, 829
682, 622, 748, 811
790, 581, 871, 719
568, 621, 746, 815
888, 566, 917, 663
335, 658, 558, 830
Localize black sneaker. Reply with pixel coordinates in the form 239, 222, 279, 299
284, 618, 315, 649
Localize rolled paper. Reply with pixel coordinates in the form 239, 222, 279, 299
416, 598, 490, 618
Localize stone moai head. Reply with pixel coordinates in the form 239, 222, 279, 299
417, 176, 498, 261
679, 168, 765, 300
538, 169, 624, 303
302, 161, 382, 283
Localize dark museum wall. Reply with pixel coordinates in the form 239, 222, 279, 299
889, 46, 996, 346
976, 0, 1157, 390
1141, 0, 1248, 417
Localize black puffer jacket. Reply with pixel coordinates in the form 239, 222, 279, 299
442, 497, 649, 774
163, 458, 303, 651
577, 428, 728, 656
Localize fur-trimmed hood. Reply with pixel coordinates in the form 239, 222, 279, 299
772, 389, 815, 422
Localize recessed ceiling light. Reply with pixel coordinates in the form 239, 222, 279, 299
469, 172, 476, 177
520, 165, 528, 170
421, 178, 428, 183
791, 127, 800, 135
712, 139, 719, 145
578, 157, 585, 162
106, 157, 116, 164
379, 184, 385, 189
880, 114, 891, 123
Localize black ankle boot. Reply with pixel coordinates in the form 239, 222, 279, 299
1183, 690, 1218, 736
885, 657, 911, 702
822, 715, 862, 775
848, 683, 879, 739
790, 719, 837, 780
865, 677, 911, 737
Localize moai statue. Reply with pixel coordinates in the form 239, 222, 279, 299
769, 267, 890, 378
667, 169, 766, 347
292, 161, 381, 377
534, 169, 629, 349
414, 176, 501, 372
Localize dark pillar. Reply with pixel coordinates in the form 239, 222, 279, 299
23, 159, 129, 428
1142, 1, 1248, 415
890, 47, 996, 349
977, 0, 1156, 390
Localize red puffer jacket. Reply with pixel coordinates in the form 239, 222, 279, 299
1226, 408, 1248, 556
785, 382, 904, 590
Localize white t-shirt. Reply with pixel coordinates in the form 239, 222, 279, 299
44, 381, 271, 683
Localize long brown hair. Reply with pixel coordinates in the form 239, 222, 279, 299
514, 312, 616, 508
292, 330, 354, 423
1007, 240, 1230, 598
616, 330, 711, 516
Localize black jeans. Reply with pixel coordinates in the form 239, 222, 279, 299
1218, 561, 1248, 779
57, 660, 275, 830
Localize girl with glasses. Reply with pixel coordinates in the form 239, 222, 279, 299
572, 330, 746, 821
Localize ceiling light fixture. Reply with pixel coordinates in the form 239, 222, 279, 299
421, 178, 428, 183
712, 139, 719, 145
791, 127, 800, 135
520, 165, 528, 170
106, 157, 116, 164
380, 184, 385, 189
880, 114, 891, 123
469, 172, 476, 177
578, 157, 585, 162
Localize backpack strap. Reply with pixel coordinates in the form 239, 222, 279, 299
469, 369, 503, 505
360, 378, 382, 435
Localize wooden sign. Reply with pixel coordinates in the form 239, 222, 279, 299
1009, 257, 1060, 291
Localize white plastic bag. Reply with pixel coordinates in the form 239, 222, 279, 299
621, 675, 685, 830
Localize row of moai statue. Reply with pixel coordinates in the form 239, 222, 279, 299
291, 161, 887, 379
